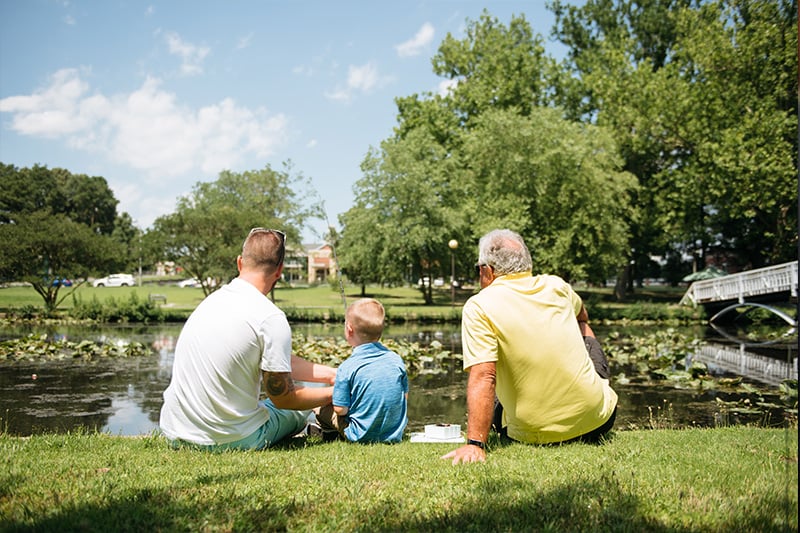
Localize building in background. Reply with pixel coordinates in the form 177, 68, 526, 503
306, 243, 336, 284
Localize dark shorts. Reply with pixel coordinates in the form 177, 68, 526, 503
584, 336, 610, 379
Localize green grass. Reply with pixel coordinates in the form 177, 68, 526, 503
1, 427, 796, 532
0, 281, 699, 324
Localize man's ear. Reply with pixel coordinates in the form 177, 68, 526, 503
236, 255, 243, 272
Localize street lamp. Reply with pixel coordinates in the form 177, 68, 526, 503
134, 220, 142, 287
138, 232, 143, 288
448, 239, 458, 306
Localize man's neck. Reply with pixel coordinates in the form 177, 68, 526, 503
238, 272, 274, 297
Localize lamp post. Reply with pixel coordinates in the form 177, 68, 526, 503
139, 232, 144, 288
134, 221, 142, 287
448, 239, 458, 306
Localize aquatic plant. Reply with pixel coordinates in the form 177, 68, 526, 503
291, 334, 459, 376
0, 334, 152, 361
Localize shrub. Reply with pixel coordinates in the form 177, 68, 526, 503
70, 293, 164, 323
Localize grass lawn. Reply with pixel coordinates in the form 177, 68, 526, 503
1, 427, 796, 532
0, 280, 695, 324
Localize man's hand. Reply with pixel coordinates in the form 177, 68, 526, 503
441, 444, 486, 465
441, 361, 496, 465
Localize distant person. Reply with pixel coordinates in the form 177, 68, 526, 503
316, 298, 408, 443
443, 229, 618, 464
160, 228, 337, 450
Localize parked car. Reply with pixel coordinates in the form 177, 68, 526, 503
51, 278, 73, 287
92, 273, 135, 287
177, 277, 217, 288
417, 277, 447, 288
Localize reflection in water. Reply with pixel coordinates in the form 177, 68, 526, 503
0, 323, 795, 437
691, 343, 797, 387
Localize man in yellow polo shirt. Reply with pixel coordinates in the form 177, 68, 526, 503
443, 229, 618, 464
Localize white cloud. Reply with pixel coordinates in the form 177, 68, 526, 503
324, 62, 392, 102
236, 32, 254, 50
347, 62, 379, 91
0, 68, 94, 137
145, 6, 155, 16
0, 69, 289, 182
292, 65, 313, 76
64, 15, 76, 25
164, 32, 210, 76
395, 22, 434, 57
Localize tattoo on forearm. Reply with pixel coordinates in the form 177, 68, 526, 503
266, 373, 294, 396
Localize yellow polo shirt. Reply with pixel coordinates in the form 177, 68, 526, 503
461, 272, 618, 444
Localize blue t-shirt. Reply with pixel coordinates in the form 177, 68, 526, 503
333, 342, 408, 443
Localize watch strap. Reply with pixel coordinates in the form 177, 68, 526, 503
467, 438, 486, 449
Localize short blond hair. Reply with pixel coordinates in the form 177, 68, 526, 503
346, 298, 385, 342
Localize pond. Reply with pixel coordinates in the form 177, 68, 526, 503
0, 322, 796, 437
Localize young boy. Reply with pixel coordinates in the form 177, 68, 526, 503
317, 298, 408, 443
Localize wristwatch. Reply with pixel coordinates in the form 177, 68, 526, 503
467, 438, 486, 450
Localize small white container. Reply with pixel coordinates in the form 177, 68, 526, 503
424, 424, 461, 439
409, 423, 464, 443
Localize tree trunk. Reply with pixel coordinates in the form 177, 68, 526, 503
614, 263, 631, 301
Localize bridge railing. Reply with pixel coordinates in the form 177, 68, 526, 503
681, 261, 798, 306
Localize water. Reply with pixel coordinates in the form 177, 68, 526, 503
0, 322, 796, 437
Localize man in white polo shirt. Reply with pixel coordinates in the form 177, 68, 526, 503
160, 228, 336, 450
443, 229, 618, 464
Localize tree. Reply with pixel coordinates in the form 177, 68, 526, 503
341, 11, 636, 298
337, 155, 397, 296
111, 212, 143, 275
550, 0, 797, 284
432, 10, 557, 120
148, 164, 319, 295
340, 129, 468, 304
461, 107, 637, 282
0, 164, 118, 233
0, 212, 123, 313
0, 163, 57, 222
0, 163, 129, 312
57, 170, 118, 234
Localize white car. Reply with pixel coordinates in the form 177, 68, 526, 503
92, 273, 135, 287
178, 277, 217, 288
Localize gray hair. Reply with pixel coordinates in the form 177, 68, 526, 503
478, 229, 532, 276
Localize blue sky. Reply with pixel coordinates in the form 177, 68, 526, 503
1, 1, 572, 241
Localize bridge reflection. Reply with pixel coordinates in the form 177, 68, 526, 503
689, 327, 797, 387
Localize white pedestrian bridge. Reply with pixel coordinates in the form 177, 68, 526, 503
680, 261, 798, 326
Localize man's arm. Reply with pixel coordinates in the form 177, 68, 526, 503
264, 371, 333, 410
441, 361, 496, 465
290, 355, 336, 385
576, 304, 595, 338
